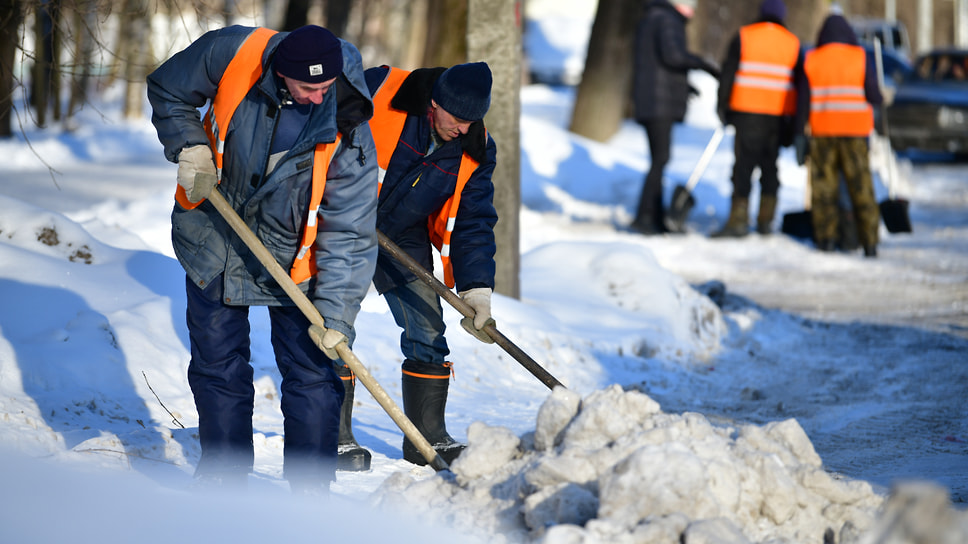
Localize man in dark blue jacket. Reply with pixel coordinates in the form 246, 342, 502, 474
147, 25, 377, 494
334, 63, 497, 468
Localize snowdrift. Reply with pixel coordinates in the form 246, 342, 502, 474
371, 385, 967, 544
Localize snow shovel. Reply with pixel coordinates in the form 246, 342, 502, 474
377, 230, 565, 391
873, 37, 912, 234
664, 125, 728, 233
204, 183, 449, 471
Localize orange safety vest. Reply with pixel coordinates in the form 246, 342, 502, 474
175, 27, 342, 284
369, 66, 481, 289
729, 22, 799, 116
804, 43, 874, 137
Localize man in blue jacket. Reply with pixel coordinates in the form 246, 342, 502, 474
146, 25, 378, 494
334, 63, 497, 468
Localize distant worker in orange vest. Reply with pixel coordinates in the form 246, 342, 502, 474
794, 13, 882, 257
333, 63, 498, 469
147, 25, 378, 494
714, 0, 802, 238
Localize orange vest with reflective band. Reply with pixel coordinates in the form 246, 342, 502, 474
804, 44, 874, 137
729, 22, 799, 116
369, 66, 480, 289
175, 27, 342, 284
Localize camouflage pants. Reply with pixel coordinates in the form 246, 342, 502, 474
808, 137, 880, 247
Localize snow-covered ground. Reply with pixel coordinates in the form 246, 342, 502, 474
1, 2, 967, 543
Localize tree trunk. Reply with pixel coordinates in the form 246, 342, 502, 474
468, 0, 521, 299
66, 0, 95, 124
325, 0, 352, 37
422, 0, 466, 68
568, 0, 638, 143
282, 0, 310, 31
0, 0, 24, 137
30, 0, 57, 127
120, 0, 150, 120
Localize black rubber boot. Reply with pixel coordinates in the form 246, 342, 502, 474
401, 360, 465, 466
756, 194, 778, 234
336, 366, 371, 472
711, 197, 750, 238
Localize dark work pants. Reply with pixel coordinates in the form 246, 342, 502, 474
730, 115, 782, 199
185, 275, 343, 485
636, 118, 675, 228
382, 279, 450, 366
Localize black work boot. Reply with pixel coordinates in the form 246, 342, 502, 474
336, 366, 371, 472
756, 194, 778, 234
711, 197, 750, 238
401, 360, 465, 466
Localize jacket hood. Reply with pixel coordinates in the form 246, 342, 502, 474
816, 13, 858, 47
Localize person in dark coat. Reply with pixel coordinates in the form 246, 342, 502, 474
794, 13, 882, 257
713, 0, 803, 237
631, 0, 720, 235
146, 25, 378, 494
343, 62, 498, 468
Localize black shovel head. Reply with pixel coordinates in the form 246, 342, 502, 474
781, 210, 814, 240
664, 184, 695, 233
880, 198, 912, 233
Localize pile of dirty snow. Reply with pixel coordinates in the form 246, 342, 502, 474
371, 386, 968, 543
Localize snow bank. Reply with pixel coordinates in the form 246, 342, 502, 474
370, 385, 968, 544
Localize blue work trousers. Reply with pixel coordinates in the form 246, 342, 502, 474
382, 279, 450, 366
185, 275, 343, 485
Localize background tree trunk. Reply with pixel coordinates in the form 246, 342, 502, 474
325, 0, 352, 37
468, 0, 521, 299
281, 0, 309, 31
568, 0, 639, 143
422, 0, 466, 68
120, 0, 151, 120
66, 0, 95, 124
0, 0, 24, 137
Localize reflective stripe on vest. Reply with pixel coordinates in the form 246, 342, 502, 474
805, 44, 874, 137
175, 26, 340, 284
290, 134, 342, 284
729, 23, 799, 116
369, 66, 481, 289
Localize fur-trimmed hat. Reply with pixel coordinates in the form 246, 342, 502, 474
431, 62, 492, 121
274, 25, 343, 83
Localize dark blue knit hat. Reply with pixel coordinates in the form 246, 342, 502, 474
432, 62, 492, 121
274, 25, 343, 83
759, 0, 787, 21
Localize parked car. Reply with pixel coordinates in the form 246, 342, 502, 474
851, 18, 912, 62
886, 48, 968, 156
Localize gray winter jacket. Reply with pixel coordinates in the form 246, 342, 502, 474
146, 25, 378, 338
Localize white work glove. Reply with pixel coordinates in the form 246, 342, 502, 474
177, 145, 218, 203
459, 287, 495, 344
308, 324, 348, 361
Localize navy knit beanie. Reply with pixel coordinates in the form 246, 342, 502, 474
432, 62, 492, 121
759, 0, 787, 21
274, 25, 343, 83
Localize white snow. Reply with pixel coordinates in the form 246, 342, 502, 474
1, 2, 967, 543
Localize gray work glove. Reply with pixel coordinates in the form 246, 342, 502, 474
308, 324, 348, 360
459, 287, 495, 344
177, 145, 218, 203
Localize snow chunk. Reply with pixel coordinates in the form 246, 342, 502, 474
370, 386, 887, 543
